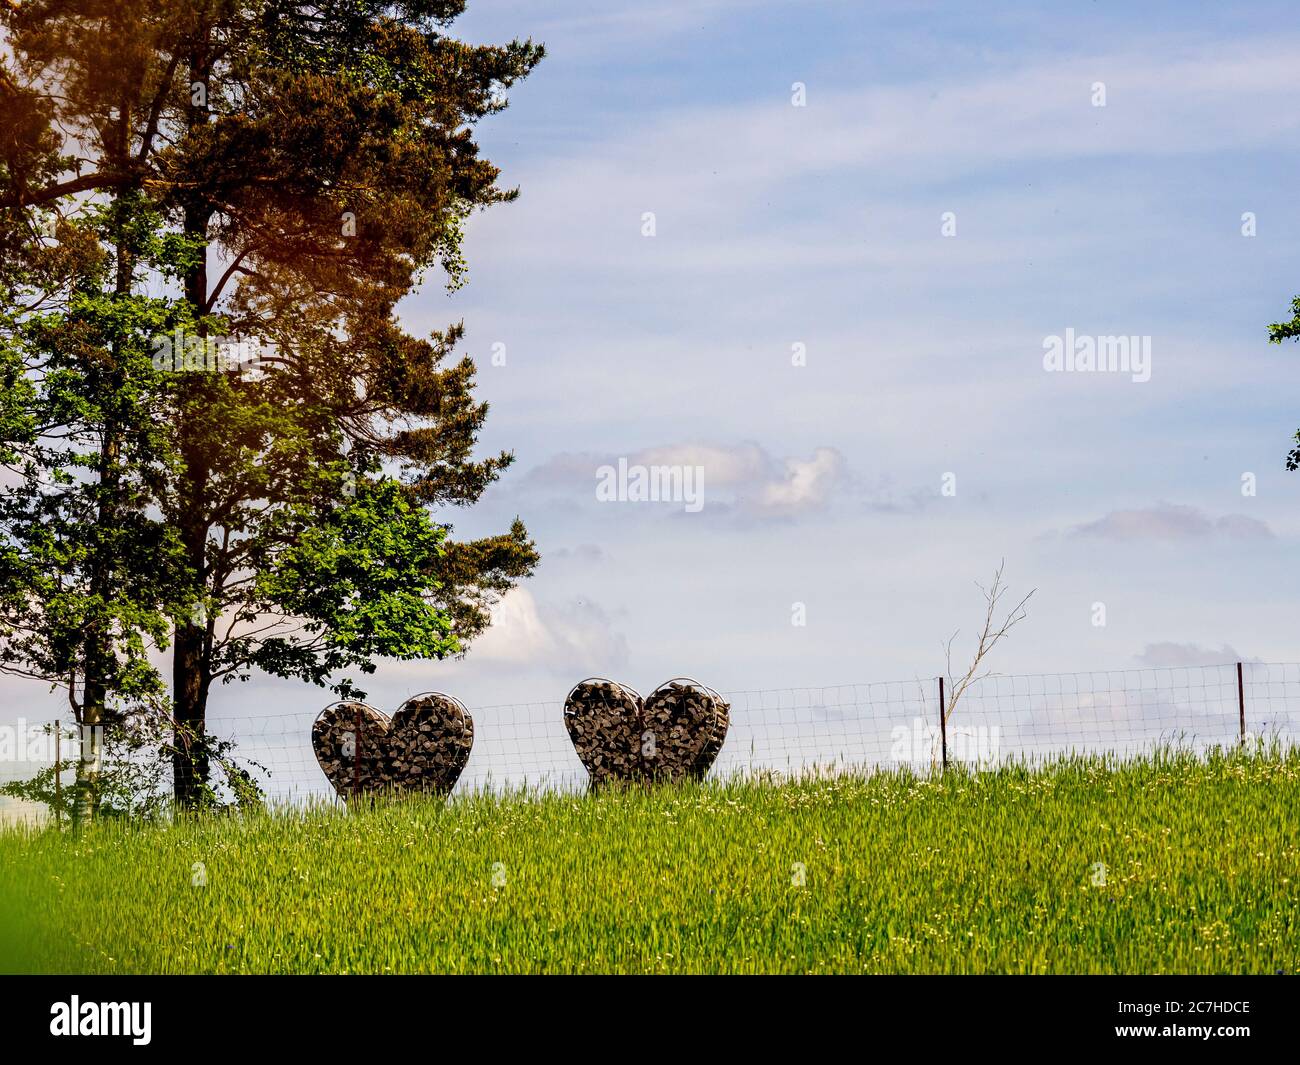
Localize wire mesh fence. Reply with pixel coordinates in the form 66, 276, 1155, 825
2, 661, 1299, 815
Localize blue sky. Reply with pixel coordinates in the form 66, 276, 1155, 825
424, 0, 1300, 696
4, 0, 1300, 762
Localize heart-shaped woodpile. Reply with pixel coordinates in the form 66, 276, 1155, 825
563, 677, 730, 788
311, 692, 473, 801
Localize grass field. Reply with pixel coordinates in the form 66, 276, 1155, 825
1, 750, 1298, 974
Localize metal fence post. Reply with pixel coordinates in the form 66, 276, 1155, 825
1237, 661, 1246, 747
938, 675, 948, 770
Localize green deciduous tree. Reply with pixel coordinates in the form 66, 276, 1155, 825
0, 189, 193, 818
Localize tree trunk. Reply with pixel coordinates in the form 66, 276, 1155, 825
172, 225, 213, 808
77, 570, 112, 824
76, 148, 132, 823
173, 38, 214, 806
172, 196, 214, 805
171, 613, 209, 807
73, 720, 104, 825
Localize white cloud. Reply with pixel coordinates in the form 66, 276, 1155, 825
464, 587, 629, 676
757, 447, 845, 512
632, 442, 772, 487
520, 441, 848, 517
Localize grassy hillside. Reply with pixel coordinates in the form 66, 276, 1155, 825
1, 751, 1297, 974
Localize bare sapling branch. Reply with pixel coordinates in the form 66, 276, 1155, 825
944, 560, 1035, 727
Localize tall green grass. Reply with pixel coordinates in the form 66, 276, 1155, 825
1, 750, 1297, 974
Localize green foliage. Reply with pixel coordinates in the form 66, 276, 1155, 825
247, 477, 459, 697
0, 196, 191, 709
0, 718, 265, 823
1267, 295, 1300, 470
2, 751, 1297, 974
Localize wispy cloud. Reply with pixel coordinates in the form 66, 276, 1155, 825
1065, 503, 1274, 542
507, 0, 785, 57
549, 543, 609, 564
1134, 642, 1259, 668
470, 36, 1300, 277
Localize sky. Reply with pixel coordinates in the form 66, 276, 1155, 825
3, 0, 1300, 800
430, 0, 1300, 694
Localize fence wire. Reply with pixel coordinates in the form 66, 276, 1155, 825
2, 662, 1298, 812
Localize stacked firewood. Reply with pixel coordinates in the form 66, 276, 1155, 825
564, 677, 730, 789
387, 694, 475, 795
562, 679, 643, 788
642, 678, 731, 783
311, 693, 474, 801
